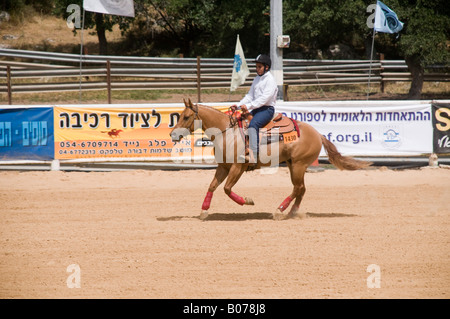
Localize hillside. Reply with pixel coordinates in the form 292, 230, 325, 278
0, 13, 124, 54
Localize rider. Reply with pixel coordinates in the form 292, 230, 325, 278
231, 54, 278, 164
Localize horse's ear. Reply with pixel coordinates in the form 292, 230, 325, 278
183, 98, 193, 110
186, 98, 198, 112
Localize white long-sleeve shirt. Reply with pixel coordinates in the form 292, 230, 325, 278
238, 71, 278, 111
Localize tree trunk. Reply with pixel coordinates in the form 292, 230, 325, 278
95, 13, 108, 55
405, 55, 424, 100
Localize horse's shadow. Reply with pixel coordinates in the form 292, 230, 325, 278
157, 212, 357, 221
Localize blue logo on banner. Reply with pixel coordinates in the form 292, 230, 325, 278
382, 127, 402, 149
234, 54, 242, 72
0, 107, 54, 160
383, 128, 399, 142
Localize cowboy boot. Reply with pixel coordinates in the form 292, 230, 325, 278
238, 149, 257, 164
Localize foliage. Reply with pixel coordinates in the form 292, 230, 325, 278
282, 0, 449, 97
284, 0, 370, 58
52, 0, 134, 55
5, 0, 449, 74
1, 0, 54, 15
53, 0, 133, 34
396, 0, 450, 67
129, 0, 270, 57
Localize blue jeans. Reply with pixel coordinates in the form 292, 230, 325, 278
248, 106, 275, 158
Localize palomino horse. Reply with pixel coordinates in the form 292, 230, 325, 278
170, 99, 371, 220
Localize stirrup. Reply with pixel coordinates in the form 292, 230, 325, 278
239, 150, 257, 164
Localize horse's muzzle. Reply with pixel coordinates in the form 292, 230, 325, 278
170, 128, 189, 142
170, 131, 179, 142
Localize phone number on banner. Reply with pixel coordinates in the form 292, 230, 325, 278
56, 139, 174, 158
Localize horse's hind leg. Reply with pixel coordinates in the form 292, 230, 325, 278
287, 191, 307, 219
273, 161, 307, 220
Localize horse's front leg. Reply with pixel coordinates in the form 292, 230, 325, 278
200, 165, 229, 220
223, 164, 254, 206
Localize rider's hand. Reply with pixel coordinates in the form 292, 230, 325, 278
230, 104, 239, 112
240, 105, 248, 113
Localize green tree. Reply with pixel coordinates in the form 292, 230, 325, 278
284, 0, 369, 58
1, 0, 54, 15
201, 0, 270, 57
395, 0, 450, 99
144, 0, 217, 56
133, 0, 269, 57
283, 0, 449, 99
52, 0, 269, 58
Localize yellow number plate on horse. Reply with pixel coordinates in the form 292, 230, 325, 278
283, 131, 298, 144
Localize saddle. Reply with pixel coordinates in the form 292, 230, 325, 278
264, 113, 298, 135
234, 111, 300, 145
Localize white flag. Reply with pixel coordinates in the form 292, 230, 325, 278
83, 0, 135, 18
230, 35, 250, 92
374, 0, 403, 34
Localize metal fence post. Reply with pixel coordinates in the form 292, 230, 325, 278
6, 65, 12, 105
197, 56, 201, 103
106, 60, 112, 104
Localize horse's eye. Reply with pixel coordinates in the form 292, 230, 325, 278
184, 116, 190, 121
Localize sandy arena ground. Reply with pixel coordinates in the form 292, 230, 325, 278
0, 166, 449, 299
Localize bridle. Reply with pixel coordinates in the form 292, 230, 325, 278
228, 108, 239, 128
184, 106, 201, 134
228, 107, 252, 128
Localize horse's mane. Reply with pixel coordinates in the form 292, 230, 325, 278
196, 103, 237, 128
197, 103, 228, 117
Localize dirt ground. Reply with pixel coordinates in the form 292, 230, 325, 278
0, 166, 449, 299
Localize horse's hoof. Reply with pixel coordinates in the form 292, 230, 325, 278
199, 210, 209, 220
273, 209, 287, 220
288, 206, 306, 219
292, 212, 307, 219
245, 197, 254, 205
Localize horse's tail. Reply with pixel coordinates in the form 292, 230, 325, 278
321, 135, 372, 170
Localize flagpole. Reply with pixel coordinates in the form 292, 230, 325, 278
229, 34, 239, 101
368, 0, 403, 100
79, 8, 86, 104
366, 27, 376, 100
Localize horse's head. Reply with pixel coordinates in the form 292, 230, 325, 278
170, 99, 199, 142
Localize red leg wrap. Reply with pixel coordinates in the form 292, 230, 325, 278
202, 191, 213, 210
228, 191, 246, 205
278, 196, 293, 212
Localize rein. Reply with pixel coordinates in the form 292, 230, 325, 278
227, 108, 247, 144
185, 106, 201, 133
227, 107, 252, 129
228, 108, 239, 128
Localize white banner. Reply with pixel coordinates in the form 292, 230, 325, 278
83, 0, 135, 17
275, 101, 433, 156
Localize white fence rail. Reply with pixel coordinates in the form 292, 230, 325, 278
0, 48, 448, 104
